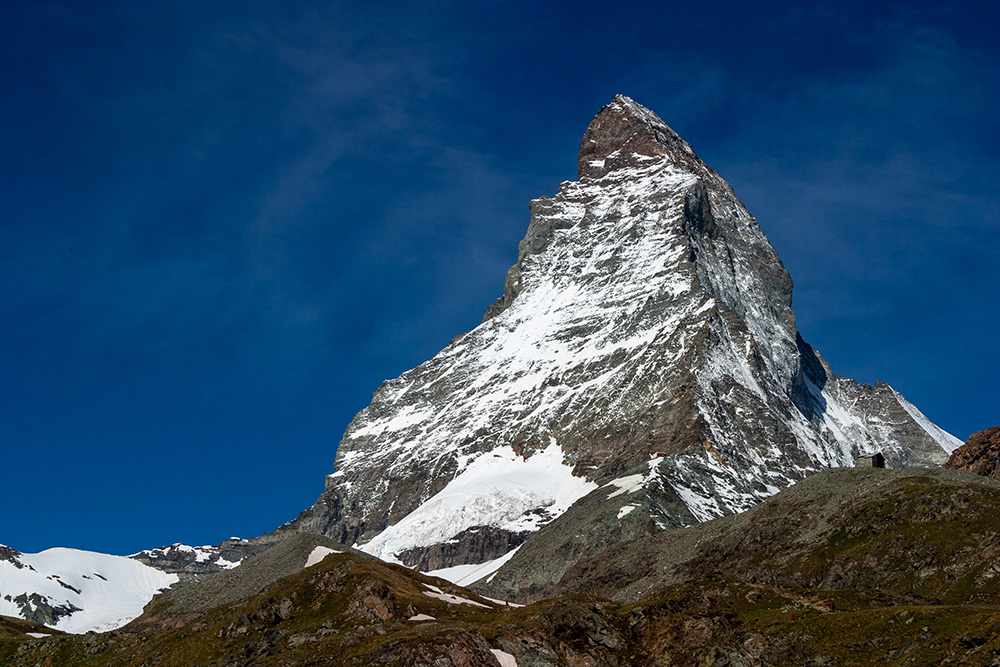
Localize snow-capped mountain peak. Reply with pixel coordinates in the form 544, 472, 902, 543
286, 96, 958, 585
0, 94, 962, 634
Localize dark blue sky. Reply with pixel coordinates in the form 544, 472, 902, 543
2, 1, 997, 555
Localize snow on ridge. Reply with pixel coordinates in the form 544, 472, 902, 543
605, 474, 645, 499
134, 542, 218, 562
336, 163, 701, 475
422, 583, 491, 608
892, 388, 964, 453
305, 546, 342, 568
424, 546, 522, 587
604, 457, 663, 499
357, 443, 596, 562
334, 152, 812, 550
0, 547, 178, 634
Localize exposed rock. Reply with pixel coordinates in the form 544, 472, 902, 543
578, 94, 712, 180
131, 532, 355, 629
130, 537, 273, 585
396, 525, 531, 571
7, 593, 81, 627
945, 425, 1000, 481
0, 546, 23, 568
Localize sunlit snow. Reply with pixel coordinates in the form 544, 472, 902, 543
424, 546, 522, 587
358, 443, 595, 561
0, 546, 177, 634
421, 584, 491, 608
304, 546, 342, 568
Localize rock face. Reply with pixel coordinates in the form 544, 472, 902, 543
286, 95, 960, 587
945, 426, 1000, 481
130, 538, 272, 584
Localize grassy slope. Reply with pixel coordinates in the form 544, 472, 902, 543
5, 467, 1000, 665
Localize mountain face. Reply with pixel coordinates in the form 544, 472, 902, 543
284, 95, 960, 587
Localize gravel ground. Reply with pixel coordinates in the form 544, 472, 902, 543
145, 533, 359, 616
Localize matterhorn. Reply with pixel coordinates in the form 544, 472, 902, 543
276, 95, 960, 601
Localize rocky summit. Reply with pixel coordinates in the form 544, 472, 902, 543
282, 95, 961, 593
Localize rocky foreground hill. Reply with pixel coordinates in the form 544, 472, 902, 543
945, 425, 1000, 481
4, 466, 1000, 666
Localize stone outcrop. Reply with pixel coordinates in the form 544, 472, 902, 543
945, 425, 1000, 481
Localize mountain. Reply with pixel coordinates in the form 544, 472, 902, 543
282, 95, 960, 596
0, 544, 177, 633
0, 95, 963, 635
6, 466, 1000, 666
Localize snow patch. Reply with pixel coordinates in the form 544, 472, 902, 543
304, 546, 342, 568
213, 556, 242, 570
421, 584, 491, 608
668, 479, 723, 523
605, 474, 644, 499
605, 458, 663, 499
358, 443, 595, 561
617, 505, 637, 519
424, 547, 521, 587
408, 613, 435, 621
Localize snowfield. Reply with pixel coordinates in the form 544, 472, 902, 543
357, 443, 596, 562
0, 545, 177, 633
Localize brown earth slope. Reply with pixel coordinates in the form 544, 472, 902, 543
5, 467, 1000, 666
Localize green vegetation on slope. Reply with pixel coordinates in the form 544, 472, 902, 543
5, 467, 1000, 665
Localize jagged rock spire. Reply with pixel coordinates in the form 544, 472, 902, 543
578, 95, 707, 180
